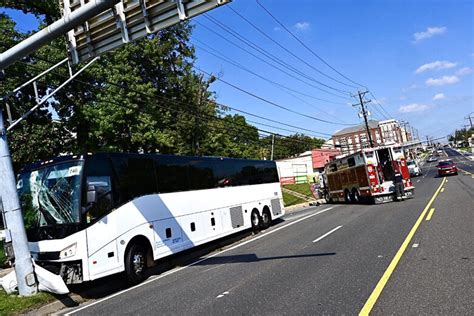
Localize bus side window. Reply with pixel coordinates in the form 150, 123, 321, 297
112, 157, 157, 202
155, 157, 190, 193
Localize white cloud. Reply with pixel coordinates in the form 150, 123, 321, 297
399, 103, 430, 113
433, 93, 445, 100
294, 22, 310, 31
426, 76, 459, 86
415, 60, 457, 74
456, 67, 472, 76
413, 26, 446, 42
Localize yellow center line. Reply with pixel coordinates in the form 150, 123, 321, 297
440, 188, 445, 192
359, 177, 446, 316
426, 208, 435, 221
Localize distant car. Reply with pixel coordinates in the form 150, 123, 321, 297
437, 160, 458, 176
407, 160, 422, 176
437, 149, 443, 155
426, 156, 438, 162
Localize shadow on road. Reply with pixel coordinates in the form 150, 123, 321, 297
68, 219, 288, 300
191, 252, 336, 265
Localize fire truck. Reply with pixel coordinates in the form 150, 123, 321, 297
324, 145, 415, 204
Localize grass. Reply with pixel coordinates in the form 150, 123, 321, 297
0, 290, 54, 316
283, 183, 314, 198
282, 191, 306, 207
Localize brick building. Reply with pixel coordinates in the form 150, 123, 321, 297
332, 120, 382, 155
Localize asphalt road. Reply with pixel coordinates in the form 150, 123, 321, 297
65, 151, 473, 315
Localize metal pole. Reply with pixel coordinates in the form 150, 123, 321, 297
0, 112, 37, 295
7, 57, 98, 131
271, 134, 274, 160
0, 0, 118, 69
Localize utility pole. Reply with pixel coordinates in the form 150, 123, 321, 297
465, 113, 473, 128
352, 91, 374, 148
270, 134, 275, 160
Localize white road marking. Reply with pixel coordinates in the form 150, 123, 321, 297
412, 243, 419, 248
216, 291, 230, 299
416, 180, 420, 183
312, 225, 343, 243
65, 206, 336, 315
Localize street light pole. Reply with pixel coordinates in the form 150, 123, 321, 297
0, 112, 37, 295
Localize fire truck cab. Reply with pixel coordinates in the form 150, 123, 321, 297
324, 145, 415, 204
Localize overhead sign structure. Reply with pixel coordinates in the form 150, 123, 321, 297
62, 0, 231, 64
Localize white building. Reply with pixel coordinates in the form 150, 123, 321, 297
276, 151, 315, 184
378, 119, 403, 144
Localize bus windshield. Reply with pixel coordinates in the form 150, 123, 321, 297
17, 161, 83, 229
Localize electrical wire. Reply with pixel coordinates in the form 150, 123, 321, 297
195, 66, 358, 126
255, 0, 366, 89
228, 5, 357, 91
200, 16, 352, 100
193, 40, 349, 123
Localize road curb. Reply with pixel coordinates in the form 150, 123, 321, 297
25, 293, 85, 315
284, 199, 326, 214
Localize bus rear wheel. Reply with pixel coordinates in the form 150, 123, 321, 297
251, 209, 261, 233
124, 243, 148, 285
260, 208, 272, 230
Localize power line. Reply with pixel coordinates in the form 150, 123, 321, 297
195, 66, 357, 126
193, 40, 348, 123
255, 0, 366, 89
194, 21, 348, 106
228, 5, 357, 91
200, 15, 352, 100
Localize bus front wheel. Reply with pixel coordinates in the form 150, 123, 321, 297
124, 243, 147, 285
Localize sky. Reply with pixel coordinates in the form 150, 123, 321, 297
1, 0, 473, 142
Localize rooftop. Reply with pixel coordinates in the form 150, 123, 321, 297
333, 120, 380, 136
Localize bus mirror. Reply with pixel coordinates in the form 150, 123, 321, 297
87, 185, 98, 204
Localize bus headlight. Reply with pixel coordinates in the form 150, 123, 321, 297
59, 243, 77, 259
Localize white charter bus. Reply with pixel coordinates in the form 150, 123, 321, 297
17, 153, 284, 285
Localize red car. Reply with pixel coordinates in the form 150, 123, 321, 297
437, 160, 458, 176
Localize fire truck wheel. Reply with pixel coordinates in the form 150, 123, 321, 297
344, 190, 352, 203
351, 189, 360, 203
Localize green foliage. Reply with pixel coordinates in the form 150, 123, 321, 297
284, 183, 313, 198
282, 191, 305, 207
262, 133, 325, 160
0, 290, 54, 316
448, 127, 473, 144
1, 6, 325, 171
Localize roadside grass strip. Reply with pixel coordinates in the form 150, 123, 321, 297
0, 290, 54, 316
359, 177, 446, 316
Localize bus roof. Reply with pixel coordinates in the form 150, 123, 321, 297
19, 152, 275, 173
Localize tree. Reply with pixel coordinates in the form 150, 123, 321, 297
0, 14, 69, 171
266, 133, 325, 160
